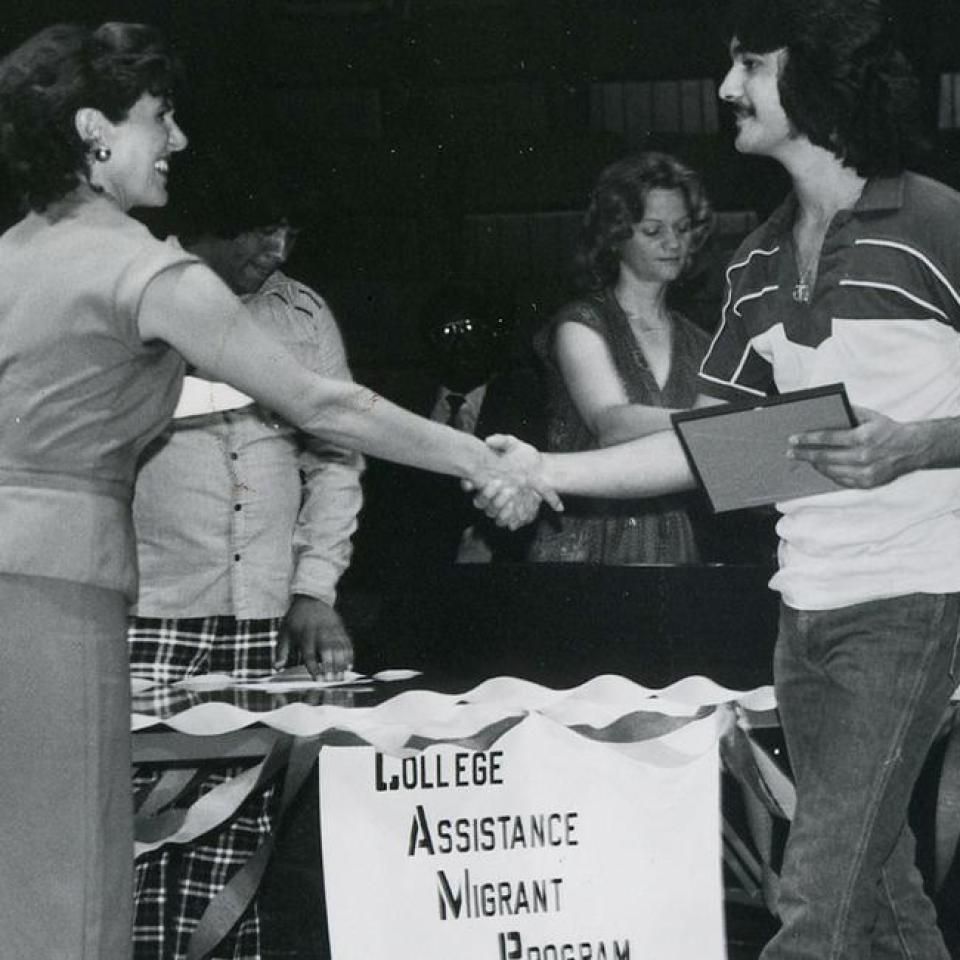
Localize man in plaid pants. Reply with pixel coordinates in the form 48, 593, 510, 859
128, 161, 364, 960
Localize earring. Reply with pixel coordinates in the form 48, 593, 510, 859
92, 144, 111, 163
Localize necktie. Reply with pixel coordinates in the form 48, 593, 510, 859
446, 392, 467, 428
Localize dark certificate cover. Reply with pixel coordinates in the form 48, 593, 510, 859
671, 384, 856, 513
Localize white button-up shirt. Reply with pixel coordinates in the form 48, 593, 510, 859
131, 271, 364, 618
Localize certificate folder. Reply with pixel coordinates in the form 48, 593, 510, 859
671, 384, 856, 513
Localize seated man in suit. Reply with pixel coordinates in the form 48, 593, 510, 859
351, 283, 544, 578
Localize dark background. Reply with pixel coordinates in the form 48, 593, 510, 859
3, 0, 960, 380
8, 7, 960, 955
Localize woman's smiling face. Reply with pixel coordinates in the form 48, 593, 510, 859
89, 92, 188, 210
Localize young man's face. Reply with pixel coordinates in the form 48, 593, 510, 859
221, 222, 299, 295
718, 40, 795, 159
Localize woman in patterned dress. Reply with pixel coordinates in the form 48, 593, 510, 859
530, 152, 714, 563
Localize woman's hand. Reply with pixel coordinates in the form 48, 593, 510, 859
467, 434, 562, 529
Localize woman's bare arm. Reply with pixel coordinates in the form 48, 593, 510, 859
554, 321, 679, 444
138, 263, 560, 519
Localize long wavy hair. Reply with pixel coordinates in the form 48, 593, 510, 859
724, 0, 924, 176
574, 152, 713, 293
0, 22, 183, 212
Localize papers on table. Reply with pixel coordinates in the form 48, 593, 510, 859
130, 666, 423, 694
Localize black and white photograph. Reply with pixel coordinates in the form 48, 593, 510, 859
3, 1, 960, 958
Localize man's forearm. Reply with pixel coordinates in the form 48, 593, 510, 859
292, 456, 363, 603
906, 417, 960, 470
542, 429, 696, 498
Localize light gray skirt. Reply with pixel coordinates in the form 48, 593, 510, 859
0, 572, 132, 960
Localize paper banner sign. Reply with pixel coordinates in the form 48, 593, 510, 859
319, 710, 725, 960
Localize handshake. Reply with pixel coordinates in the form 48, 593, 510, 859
465, 434, 563, 530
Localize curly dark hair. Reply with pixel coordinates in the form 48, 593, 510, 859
161, 139, 292, 243
0, 22, 183, 212
724, 0, 923, 176
574, 151, 714, 293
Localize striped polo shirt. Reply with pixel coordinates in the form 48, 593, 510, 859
699, 172, 960, 609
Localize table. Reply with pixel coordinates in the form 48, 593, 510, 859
130, 564, 960, 957
132, 672, 780, 959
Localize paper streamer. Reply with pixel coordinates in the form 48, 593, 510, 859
132, 674, 776, 756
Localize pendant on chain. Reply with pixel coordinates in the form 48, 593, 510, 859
792, 280, 811, 304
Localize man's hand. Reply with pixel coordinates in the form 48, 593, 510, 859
469, 434, 562, 529
276, 595, 354, 680
787, 405, 926, 489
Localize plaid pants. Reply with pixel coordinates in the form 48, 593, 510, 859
130, 616, 280, 960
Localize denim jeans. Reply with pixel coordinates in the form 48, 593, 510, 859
761, 593, 960, 960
